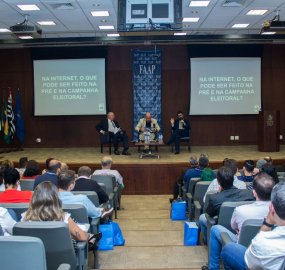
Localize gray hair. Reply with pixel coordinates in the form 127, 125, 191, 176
271, 182, 285, 220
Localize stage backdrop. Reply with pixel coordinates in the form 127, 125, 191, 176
132, 49, 162, 141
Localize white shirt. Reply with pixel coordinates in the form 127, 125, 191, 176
245, 226, 285, 270
108, 119, 120, 134
21, 212, 70, 224
231, 201, 270, 236
0, 207, 16, 236
93, 169, 123, 186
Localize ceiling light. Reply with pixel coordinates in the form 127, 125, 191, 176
17, 4, 40, 11
183, 17, 199, 22
18, 35, 34, 39
37, 21, 56, 26
189, 1, 210, 7
0, 28, 11, 33
107, 33, 120, 37
261, 31, 276, 35
91, 11, 110, 17
99, 25, 114, 30
232, 23, 249, 28
247, 10, 268, 16
174, 32, 187, 36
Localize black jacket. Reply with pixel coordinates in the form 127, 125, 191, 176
96, 119, 120, 133
206, 186, 254, 217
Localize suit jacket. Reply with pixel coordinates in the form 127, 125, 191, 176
73, 177, 109, 204
33, 172, 59, 189
135, 118, 161, 132
96, 118, 120, 133
206, 187, 254, 217
172, 118, 191, 132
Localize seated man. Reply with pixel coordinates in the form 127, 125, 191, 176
93, 156, 124, 189
58, 170, 113, 219
0, 168, 32, 203
221, 181, 285, 270
73, 166, 109, 205
204, 172, 275, 270
166, 111, 190, 154
96, 111, 130, 155
199, 166, 254, 243
135, 112, 161, 142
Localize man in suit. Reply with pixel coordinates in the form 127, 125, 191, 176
198, 166, 254, 243
166, 111, 190, 154
96, 112, 130, 155
73, 166, 109, 205
33, 159, 61, 189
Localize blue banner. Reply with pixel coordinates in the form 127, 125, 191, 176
132, 49, 162, 141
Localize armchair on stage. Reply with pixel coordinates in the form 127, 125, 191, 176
99, 131, 112, 154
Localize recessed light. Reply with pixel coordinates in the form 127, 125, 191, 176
17, 4, 40, 11
107, 33, 120, 37
247, 10, 268, 16
91, 11, 109, 17
189, 1, 210, 7
99, 25, 114, 30
174, 32, 187, 36
232, 23, 249, 28
261, 32, 276, 35
18, 35, 34, 39
0, 28, 11, 33
37, 21, 56, 26
183, 17, 199, 22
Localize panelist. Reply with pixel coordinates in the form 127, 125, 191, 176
96, 112, 130, 155
166, 111, 191, 154
135, 112, 161, 142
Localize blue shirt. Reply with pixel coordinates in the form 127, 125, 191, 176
59, 191, 102, 218
184, 167, 203, 192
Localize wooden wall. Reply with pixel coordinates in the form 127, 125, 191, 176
0, 44, 285, 148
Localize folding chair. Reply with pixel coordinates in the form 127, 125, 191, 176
19, 179, 35, 191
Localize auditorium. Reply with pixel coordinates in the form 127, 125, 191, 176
0, 0, 285, 269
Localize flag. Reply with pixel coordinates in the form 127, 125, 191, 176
7, 92, 15, 143
15, 89, 25, 143
2, 98, 9, 144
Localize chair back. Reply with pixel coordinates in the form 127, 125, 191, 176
0, 235, 47, 270
13, 221, 79, 270
277, 171, 285, 177
203, 191, 217, 213
91, 175, 116, 196
20, 179, 35, 191
238, 219, 262, 247
0, 203, 29, 221
218, 201, 254, 233
187, 177, 201, 195
98, 182, 107, 192
193, 181, 211, 209
72, 191, 99, 207
62, 204, 89, 224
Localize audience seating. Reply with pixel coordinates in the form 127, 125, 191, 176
0, 235, 71, 270
0, 225, 3, 236
221, 219, 263, 248
99, 131, 112, 154
13, 221, 87, 270
274, 164, 285, 172
20, 179, 35, 191
91, 175, 118, 218
183, 177, 200, 200
0, 203, 29, 221
171, 134, 191, 153
72, 191, 100, 207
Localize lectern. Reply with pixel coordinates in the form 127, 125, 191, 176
258, 110, 280, 152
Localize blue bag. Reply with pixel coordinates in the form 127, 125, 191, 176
171, 201, 186, 221
111, 221, 125, 246
98, 223, 114, 250
184, 221, 199, 246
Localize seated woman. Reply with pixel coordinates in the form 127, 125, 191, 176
21, 160, 41, 180
0, 207, 17, 235
22, 181, 90, 242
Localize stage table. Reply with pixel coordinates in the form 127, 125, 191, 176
134, 141, 165, 159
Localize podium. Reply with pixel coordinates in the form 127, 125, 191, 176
258, 110, 280, 152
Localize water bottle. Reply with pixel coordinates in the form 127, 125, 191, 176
159, 134, 163, 144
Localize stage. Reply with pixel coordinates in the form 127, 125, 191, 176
1, 145, 285, 194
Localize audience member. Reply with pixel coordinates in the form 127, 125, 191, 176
96, 111, 130, 155
16, 157, 28, 177
261, 163, 279, 184
204, 172, 275, 270
204, 159, 246, 202
21, 160, 41, 180
93, 156, 124, 188
166, 111, 190, 154
0, 207, 16, 236
256, 158, 267, 171
34, 159, 61, 189
73, 166, 109, 204
60, 162, 69, 171
0, 168, 32, 203
41, 157, 54, 174
58, 170, 113, 219
221, 182, 285, 270
1, 160, 14, 169
201, 167, 215, 181
22, 181, 89, 242
199, 166, 254, 243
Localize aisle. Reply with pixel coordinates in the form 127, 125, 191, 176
97, 195, 208, 269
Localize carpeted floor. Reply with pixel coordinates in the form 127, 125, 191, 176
94, 195, 207, 270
